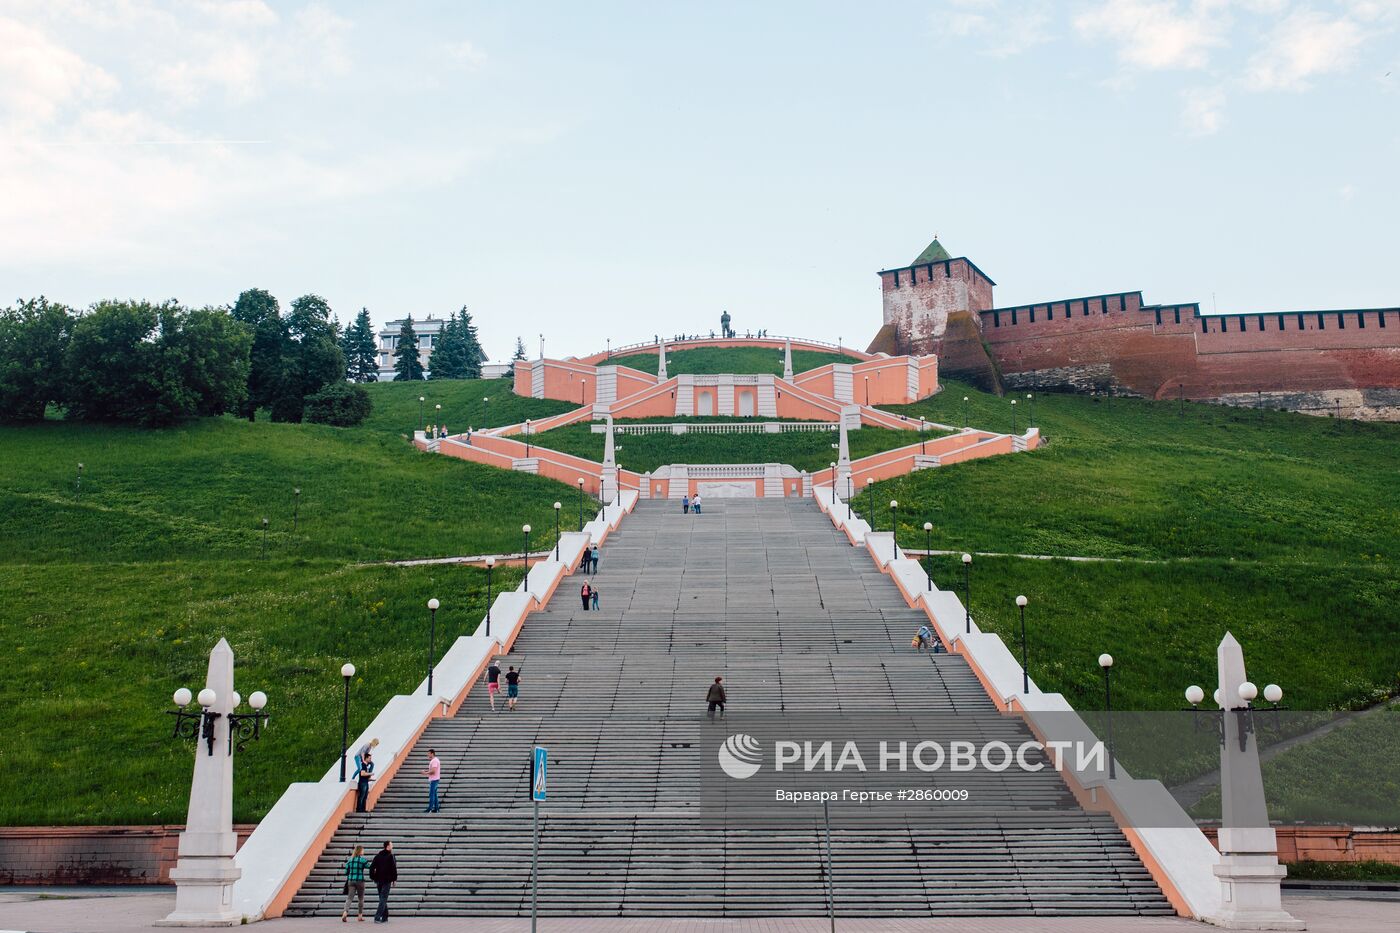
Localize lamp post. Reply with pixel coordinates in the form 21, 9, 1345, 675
962, 553, 972, 634
522, 524, 532, 591
1099, 653, 1116, 779
846, 474, 852, 520
889, 499, 898, 545
829, 461, 836, 494
581, 378, 587, 406
1027, 393, 1035, 428
418, 396, 425, 432
864, 376, 870, 406
426, 598, 439, 695
76, 462, 83, 499
919, 418, 926, 455
483, 396, 490, 427
525, 419, 531, 457
293, 487, 301, 533
923, 522, 933, 591
435, 403, 442, 438
1016, 595, 1029, 693
339, 663, 355, 782
484, 557, 495, 637
577, 477, 586, 531
865, 478, 874, 531
963, 396, 970, 430
553, 501, 562, 559
261, 517, 268, 560
1011, 398, 1018, 435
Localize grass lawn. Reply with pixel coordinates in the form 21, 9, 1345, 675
868, 381, 1400, 713
360, 377, 575, 434
0, 407, 590, 824
608, 346, 862, 376
528, 417, 937, 474
1189, 705, 1400, 826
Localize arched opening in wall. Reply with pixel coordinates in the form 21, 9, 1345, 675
737, 389, 755, 417
697, 390, 715, 416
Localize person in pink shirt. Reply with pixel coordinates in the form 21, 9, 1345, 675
421, 748, 441, 813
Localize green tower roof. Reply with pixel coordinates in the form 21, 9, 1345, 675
912, 238, 951, 265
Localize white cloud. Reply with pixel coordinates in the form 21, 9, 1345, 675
0, 16, 118, 125
1245, 10, 1367, 90
1339, 183, 1356, 200
445, 39, 489, 71
932, 1, 1054, 57
1075, 0, 1230, 70
1181, 86, 1227, 134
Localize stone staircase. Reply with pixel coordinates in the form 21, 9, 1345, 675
287, 499, 1172, 918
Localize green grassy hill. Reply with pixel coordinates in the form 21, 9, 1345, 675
869, 381, 1400, 713
0, 380, 593, 824
360, 376, 575, 433
529, 417, 937, 474
608, 345, 862, 376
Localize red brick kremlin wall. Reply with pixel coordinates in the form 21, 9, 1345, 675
878, 257, 1400, 418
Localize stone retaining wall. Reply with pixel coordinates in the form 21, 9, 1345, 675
0, 825, 254, 884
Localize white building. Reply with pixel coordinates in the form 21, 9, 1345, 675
376, 316, 445, 381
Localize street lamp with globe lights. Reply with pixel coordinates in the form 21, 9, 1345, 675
482, 396, 490, 426
418, 396, 425, 432
865, 478, 874, 530
168, 684, 267, 757
923, 522, 933, 590
435, 403, 442, 437
522, 524, 532, 590
1011, 398, 1018, 435
963, 396, 970, 429
1184, 681, 1286, 751
553, 502, 562, 559
1099, 653, 1116, 779
577, 477, 586, 531
919, 418, 927, 455
1016, 595, 1029, 693
889, 499, 899, 543
426, 598, 440, 695
340, 663, 356, 782
961, 553, 972, 634
525, 419, 532, 456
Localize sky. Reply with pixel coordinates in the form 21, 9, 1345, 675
2, 1, 1397, 360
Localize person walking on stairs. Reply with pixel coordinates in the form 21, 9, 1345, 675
486, 658, 501, 711
580, 581, 592, 611
682, 494, 690, 514
355, 751, 375, 812
581, 545, 592, 574
707, 676, 726, 720
369, 840, 397, 923
353, 738, 379, 780
421, 749, 440, 813
506, 665, 520, 710
341, 844, 369, 922
692, 493, 702, 514
590, 584, 600, 610
914, 624, 933, 651
590, 545, 600, 573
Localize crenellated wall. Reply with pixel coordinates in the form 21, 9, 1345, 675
977, 294, 1400, 418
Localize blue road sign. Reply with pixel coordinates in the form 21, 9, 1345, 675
532, 746, 548, 802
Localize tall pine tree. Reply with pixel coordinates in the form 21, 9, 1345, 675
459, 306, 484, 378
393, 317, 425, 381
340, 308, 379, 382
428, 313, 468, 379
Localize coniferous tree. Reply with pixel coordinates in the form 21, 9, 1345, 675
507, 335, 527, 379
459, 307, 484, 379
393, 317, 425, 381
428, 312, 469, 379
340, 308, 379, 383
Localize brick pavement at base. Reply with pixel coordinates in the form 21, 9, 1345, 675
1, 889, 1396, 933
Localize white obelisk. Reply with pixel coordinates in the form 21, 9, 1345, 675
1208, 632, 1304, 930
160, 639, 242, 926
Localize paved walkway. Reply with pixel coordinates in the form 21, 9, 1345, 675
2, 888, 1394, 932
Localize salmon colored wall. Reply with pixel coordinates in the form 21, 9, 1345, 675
542, 366, 596, 405
792, 365, 836, 398
851, 359, 910, 405
614, 368, 658, 398
917, 357, 939, 398
773, 384, 843, 420
610, 380, 679, 418
513, 364, 532, 397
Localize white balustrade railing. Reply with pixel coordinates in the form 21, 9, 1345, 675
591, 421, 839, 435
